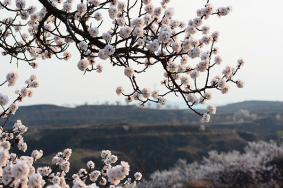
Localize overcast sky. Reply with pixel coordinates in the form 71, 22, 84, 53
1, 0, 282, 107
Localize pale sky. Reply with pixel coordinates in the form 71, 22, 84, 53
1, 0, 282, 107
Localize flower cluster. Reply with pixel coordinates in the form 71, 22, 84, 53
0, 70, 141, 188
0, 0, 245, 122
0, 73, 39, 118
139, 141, 283, 188
0, 132, 142, 188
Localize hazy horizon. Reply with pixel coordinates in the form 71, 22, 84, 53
19, 99, 283, 109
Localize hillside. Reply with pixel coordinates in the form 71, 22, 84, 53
25, 124, 253, 175
8, 100, 283, 127
24, 117, 283, 176
11, 104, 197, 127
218, 100, 283, 114
4, 100, 283, 177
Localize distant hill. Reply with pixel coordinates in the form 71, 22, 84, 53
11, 104, 198, 127
6, 100, 283, 127
218, 100, 283, 114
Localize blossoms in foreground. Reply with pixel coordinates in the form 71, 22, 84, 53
139, 141, 283, 188
0, 126, 142, 188
0, 0, 245, 122
0, 72, 141, 188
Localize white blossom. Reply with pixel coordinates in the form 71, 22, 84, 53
89, 0, 100, 7
236, 80, 244, 88
0, 148, 9, 167
116, 86, 124, 96
104, 45, 115, 56
0, 93, 9, 106
207, 105, 217, 114
147, 40, 159, 52
28, 173, 45, 188
201, 113, 210, 123
89, 27, 99, 37
124, 67, 134, 78
77, 59, 90, 71
6, 72, 18, 86
31, 150, 43, 161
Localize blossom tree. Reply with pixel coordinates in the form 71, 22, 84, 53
0, 0, 246, 187
140, 141, 283, 188
0, 0, 244, 122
